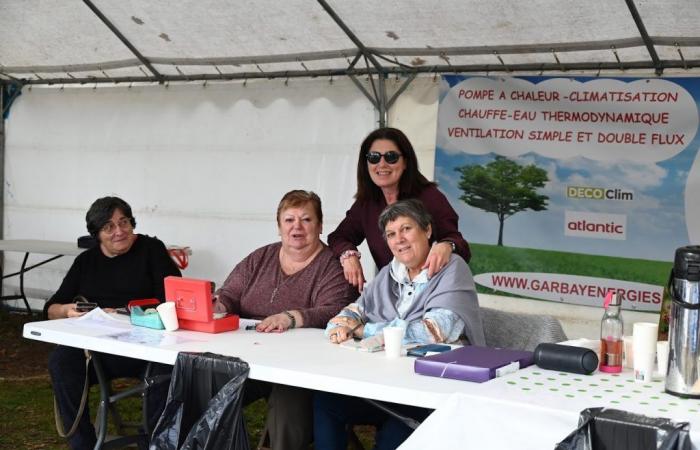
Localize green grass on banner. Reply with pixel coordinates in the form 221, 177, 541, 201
469, 243, 672, 295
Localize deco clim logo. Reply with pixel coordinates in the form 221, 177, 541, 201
567, 186, 634, 201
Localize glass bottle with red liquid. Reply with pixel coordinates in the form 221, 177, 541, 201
599, 291, 623, 373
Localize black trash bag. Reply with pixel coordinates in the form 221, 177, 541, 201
149, 352, 250, 450
555, 407, 692, 450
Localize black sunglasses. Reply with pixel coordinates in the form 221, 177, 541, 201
366, 151, 402, 164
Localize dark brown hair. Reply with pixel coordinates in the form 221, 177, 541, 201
276, 190, 323, 225
85, 196, 136, 238
355, 127, 434, 202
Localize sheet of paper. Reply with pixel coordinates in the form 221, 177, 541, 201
73, 308, 132, 333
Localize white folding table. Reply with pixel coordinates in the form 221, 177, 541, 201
23, 317, 700, 449
0, 240, 86, 314
1, 240, 192, 314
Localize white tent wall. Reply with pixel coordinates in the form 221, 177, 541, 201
2, 74, 657, 338
2, 77, 377, 308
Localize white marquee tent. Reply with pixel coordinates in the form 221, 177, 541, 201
2, 0, 700, 334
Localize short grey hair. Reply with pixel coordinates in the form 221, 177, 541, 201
378, 199, 432, 237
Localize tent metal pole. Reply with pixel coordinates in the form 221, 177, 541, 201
317, 0, 389, 123
623, 0, 663, 75
82, 0, 164, 82
20, 57, 700, 86
0, 85, 5, 292
377, 73, 387, 128
316, 0, 384, 73
348, 75, 379, 109
386, 73, 418, 111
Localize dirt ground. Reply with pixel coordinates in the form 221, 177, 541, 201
0, 310, 54, 379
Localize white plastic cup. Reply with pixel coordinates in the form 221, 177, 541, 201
657, 340, 669, 377
623, 336, 634, 369
383, 326, 405, 359
633, 322, 658, 382
157, 302, 179, 332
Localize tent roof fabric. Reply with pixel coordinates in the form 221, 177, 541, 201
2, 0, 700, 85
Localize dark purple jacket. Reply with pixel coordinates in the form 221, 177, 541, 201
328, 184, 471, 268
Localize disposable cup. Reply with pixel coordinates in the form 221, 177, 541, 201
623, 336, 634, 369
383, 326, 405, 359
157, 302, 179, 332
657, 341, 669, 377
633, 322, 658, 382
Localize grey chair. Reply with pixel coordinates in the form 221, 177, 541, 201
480, 307, 568, 351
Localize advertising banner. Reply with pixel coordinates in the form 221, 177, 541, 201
436, 75, 700, 312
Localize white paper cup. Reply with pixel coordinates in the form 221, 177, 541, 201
657, 340, 669, 377
383, 326, 405, 359
633, 322, 658, 382
623, 336, 634, 369
157, 302, 179, 331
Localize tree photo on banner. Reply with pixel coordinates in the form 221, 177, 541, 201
435, 75, 700, 312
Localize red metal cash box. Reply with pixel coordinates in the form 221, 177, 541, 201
164, 276, 239, 333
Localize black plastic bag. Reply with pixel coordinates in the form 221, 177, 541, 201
150, 352, 250, 450
555, 407, 692, 450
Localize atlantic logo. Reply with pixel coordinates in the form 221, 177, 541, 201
564, 211, 627, 240
567, 186, 634, 201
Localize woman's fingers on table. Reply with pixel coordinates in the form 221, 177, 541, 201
256, 313, 291, 333
329, 326, 352, 343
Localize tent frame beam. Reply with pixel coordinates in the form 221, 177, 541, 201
624, 0, 663, 75
6, 37, 700, 76
82, 0, 164, 82
14, 58, 700, 87
317, 0, 389, 126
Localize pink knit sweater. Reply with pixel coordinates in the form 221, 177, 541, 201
215, 242, 357, 328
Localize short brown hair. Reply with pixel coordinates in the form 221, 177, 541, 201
378, 199, 432, 237
276, 190, 323, 225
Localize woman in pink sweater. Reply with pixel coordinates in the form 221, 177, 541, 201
214, 189, 356, 450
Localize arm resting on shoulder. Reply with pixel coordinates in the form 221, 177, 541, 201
427, 189, 471, 263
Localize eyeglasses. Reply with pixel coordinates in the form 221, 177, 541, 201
101, 217, 133, 234
366, 151, 402, 165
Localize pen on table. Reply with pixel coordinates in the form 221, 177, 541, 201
245, 325, 257, 331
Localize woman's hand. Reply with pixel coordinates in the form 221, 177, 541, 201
423, 242, 453, 278
328, 325, 363, 344
329, 315, 360, 329
256, 311, 302, 333
48, 303, 85, 319
341, 255, 365, 292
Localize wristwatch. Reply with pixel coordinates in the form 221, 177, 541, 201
441, 240, 456, 252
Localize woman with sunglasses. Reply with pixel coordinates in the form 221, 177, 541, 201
328, 127, 470, 292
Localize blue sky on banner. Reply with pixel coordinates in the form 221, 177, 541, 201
435, 75, 700, 262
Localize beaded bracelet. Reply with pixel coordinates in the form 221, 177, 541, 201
339, 249, 361, 263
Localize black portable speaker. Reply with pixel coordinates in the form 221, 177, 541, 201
534, 343, 599, 375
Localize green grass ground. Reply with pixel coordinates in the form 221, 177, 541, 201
468, 242, 671, 295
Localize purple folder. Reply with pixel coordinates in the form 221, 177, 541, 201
414, 346, 534, 383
